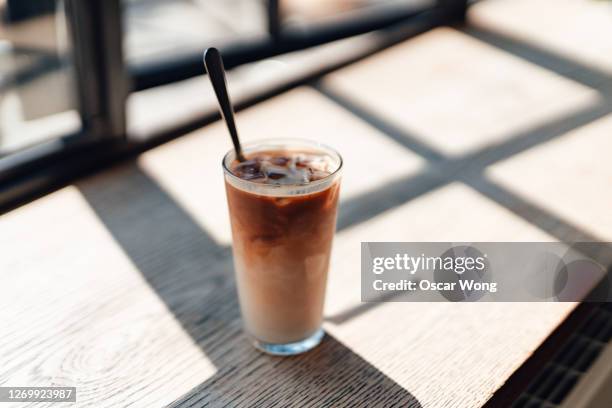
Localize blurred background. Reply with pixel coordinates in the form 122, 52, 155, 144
0, 0, 436, 155
0, 0, 451, 208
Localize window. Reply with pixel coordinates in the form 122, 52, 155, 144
0, 0, 81, 155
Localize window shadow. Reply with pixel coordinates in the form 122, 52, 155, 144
462, 25, 612, 91
77, 161, 422, 407
169, 333, 422, 408
313, 72, 612, 246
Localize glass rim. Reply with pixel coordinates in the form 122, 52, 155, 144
222, 138, 343, 192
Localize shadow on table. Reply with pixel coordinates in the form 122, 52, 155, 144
171, 333, 422, 407
77, 162, 422, 408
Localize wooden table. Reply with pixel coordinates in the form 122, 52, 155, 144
2, 2, 612, 406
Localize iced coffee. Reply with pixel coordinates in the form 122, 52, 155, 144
222, 139, 342, 355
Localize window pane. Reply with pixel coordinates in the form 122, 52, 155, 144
280, 0, 434, 27
123, 0, 269, 67
0, 0, 81, 155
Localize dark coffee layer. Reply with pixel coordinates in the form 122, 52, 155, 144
230, 150, 334, 185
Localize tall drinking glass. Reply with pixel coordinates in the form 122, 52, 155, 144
222, 138, 342, 355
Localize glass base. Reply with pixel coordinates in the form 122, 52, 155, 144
251, 328, 325, 356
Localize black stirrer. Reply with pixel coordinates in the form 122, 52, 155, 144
203, 47, 245, 162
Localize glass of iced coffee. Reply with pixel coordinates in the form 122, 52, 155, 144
222, 138, 342, 355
